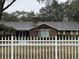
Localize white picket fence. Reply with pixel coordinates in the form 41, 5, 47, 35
0, 35, 79, 59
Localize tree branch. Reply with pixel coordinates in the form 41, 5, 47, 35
3, 0, 16, 11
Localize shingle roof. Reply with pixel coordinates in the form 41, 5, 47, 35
0, 22, 79, 30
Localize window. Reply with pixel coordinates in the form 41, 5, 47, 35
38, 29, 49, 37
73, 31, 76, 35
71, 31, 77, 35
58, 31, 64, 35
65, 31, 71, 35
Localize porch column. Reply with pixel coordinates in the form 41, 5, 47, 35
58, 31, 60, 35
63, 31, 65, 35
76, 31, 78, 35
71, 31, 73, 35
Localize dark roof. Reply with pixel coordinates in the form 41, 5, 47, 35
0, 22, 79, 30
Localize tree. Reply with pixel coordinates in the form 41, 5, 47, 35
71, 0, 79, 9
1, 11, 36, 22
38, 0, 79, 22
12, 11, 36, 21
67, 0, 79, 21
0, 0, 16, 20
39, 0, 69, 21
1, 12, 19, 22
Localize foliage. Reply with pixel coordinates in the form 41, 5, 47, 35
38, 0, 79, 22
39, 0, 68, 21
1, 12, 19, 22
0, 24, 16, 32
69, 0, 79, 21
1, 11, 36, 22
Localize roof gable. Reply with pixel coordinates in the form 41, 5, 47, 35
29, 24, 58, 30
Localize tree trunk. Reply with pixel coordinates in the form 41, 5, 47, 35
0, 1, 3, 20
0, 0, 16, 20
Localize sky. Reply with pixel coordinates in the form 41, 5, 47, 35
5, 0, 67, 13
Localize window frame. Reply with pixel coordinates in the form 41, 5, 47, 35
38, 29, 50, 37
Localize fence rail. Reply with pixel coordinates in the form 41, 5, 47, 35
0, 35, 79, 59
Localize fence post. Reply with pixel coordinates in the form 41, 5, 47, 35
55, 36, 57, 59
11, 36, 13, 59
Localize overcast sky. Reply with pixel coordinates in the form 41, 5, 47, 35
5, 0, 67, 13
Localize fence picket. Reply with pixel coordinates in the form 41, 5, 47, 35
78, 46, 79, 59
11, 36, 13, 59
0, 35, 79, 59
39, 37, 41, 59
2, 36, 3, 59
55, 36, 57, 59
46, 37, 47, 59
8, 36, 9, 59
78, 36, 79, 59
5, 36, 6, 59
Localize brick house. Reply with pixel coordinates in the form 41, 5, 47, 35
0, 22, 79, 37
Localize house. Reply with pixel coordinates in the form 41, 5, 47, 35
0, 22, 79, 59
0, 22, 79, 37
